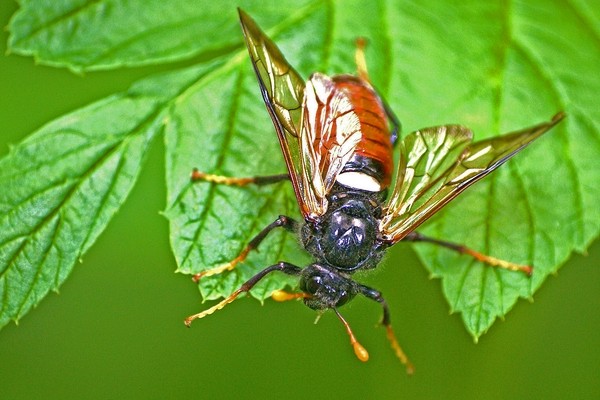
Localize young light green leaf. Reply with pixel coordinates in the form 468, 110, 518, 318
5, 0, 599, 339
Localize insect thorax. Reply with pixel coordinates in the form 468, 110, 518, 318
301, 187, 386, 272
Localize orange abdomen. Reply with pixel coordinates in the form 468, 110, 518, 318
333, 76, 394, 189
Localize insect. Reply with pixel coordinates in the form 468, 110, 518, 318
184, 9, 565, 373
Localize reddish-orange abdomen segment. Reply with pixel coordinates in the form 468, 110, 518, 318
333, 76, 394, 188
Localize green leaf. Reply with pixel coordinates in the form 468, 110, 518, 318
4, 0, 599, 339
161, 5, 328, 301
0, 88, 162, 327
7, 0, 315, 72
392, 0, 600, 338
0, 59, 228, 327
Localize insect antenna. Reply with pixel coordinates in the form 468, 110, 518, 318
334, 308, 370, 362
270, 290, 310, 302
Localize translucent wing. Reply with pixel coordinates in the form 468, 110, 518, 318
299, 73, 362, 217
380, 112, 566, 243
240, 10, 364, 220
238, 9, 310, 217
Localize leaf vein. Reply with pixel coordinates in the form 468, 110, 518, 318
14, 217, 61, 320
85, 15, 207, 66
512, 41, 585, 244
11, 0, 104, 49
179, 66, 246, 270
508, 162, 535, 295
564, 0, 600, 51
379, 0, 392, 94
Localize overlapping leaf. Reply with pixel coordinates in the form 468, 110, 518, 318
3, 0, 598, 337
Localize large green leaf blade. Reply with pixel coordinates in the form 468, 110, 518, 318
5, 0, 599, 339
7, 0, 315, 72
0, 57, 234, 327
385, 0, 599, 337
162, 6, 329, 300
0, 94, 163, 327
165, 1, 598, 337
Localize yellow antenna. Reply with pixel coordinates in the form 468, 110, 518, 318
334, 309, 369, 362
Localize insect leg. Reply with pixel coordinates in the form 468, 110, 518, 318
353, 37, 400, 145
185, 262, 302, 326
382, 100, 401, 146
359, 285, 414, 374
404, 231, 533, 276
191, 168, 289, 186
354, 37, 370, 83
192, 215, 299, 282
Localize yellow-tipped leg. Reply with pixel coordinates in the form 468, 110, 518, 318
271, 290, 310, 302
405, 232, 533, 276
191, 169, 254, 186
190, 169, 289, 186
184, 288, 243, 327
385, 324, 414, 375
334, 309, 369, 362
461, 247, 533, 276
192, 248, 251, 282
191, 216, 297, 283
185, 262, 303, 327
185, 263, 302, 327
358, 285, 414, 373
354, 37, 370, 83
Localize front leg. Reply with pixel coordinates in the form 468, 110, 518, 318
185, 262, 302, 326
192, 215, 299, 281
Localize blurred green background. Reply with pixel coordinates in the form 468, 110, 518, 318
1, 3, 599, 399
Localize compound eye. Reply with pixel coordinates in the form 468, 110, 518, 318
305, 276, 322, 294
336, 290, 351, 306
